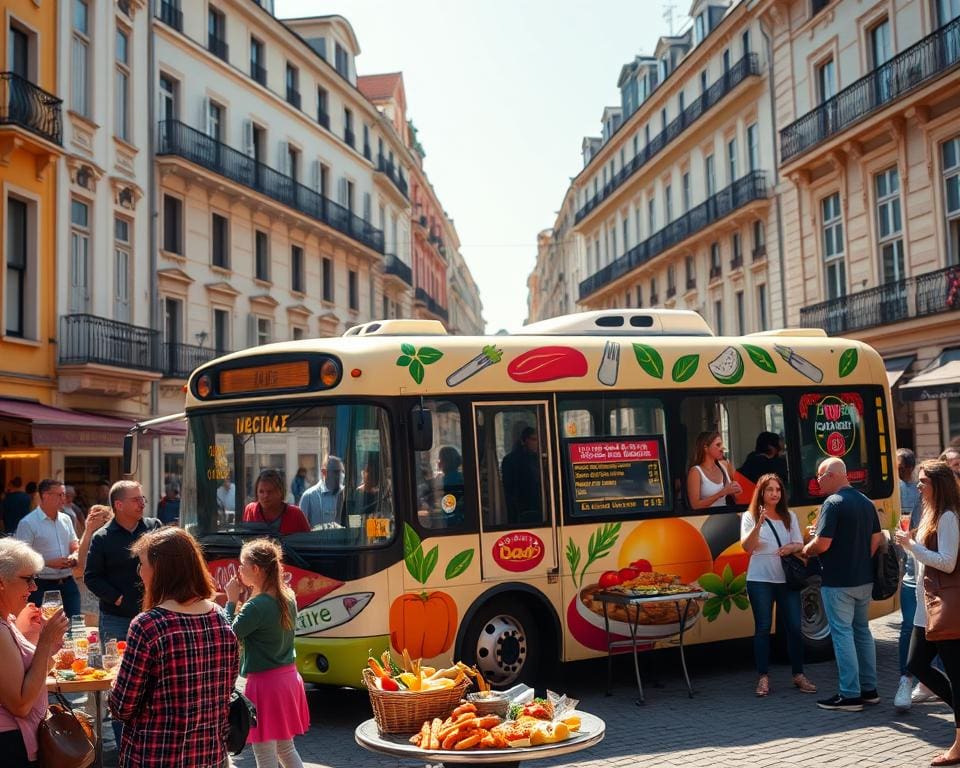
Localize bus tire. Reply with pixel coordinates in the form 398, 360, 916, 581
799, 583, 834, 661
460, 598, 539, 689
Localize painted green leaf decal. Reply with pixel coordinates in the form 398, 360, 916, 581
421, 545, 439, 582
729, 572, 748, 594
698, 572, 725, 595
722, 597, 732, 613
632, 343, 664, 379
838, 348, 859, 378
401, 343, 416, 356
409, 359, 425, 385
671, 354, 699, 383
703, 597, 723, 621
418, 347, 444, 365
402, 523, 421, 560
444, 549, 474, 580
578, 522, 621, 587
565, 539, 582, 589
396, 355, 412, 367
722, 563, 735, 588
743, 344, 777, 374
406, 546, 424, 583
732, 593, 750, 610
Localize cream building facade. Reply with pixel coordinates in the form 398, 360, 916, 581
526, 186, 580, 323
761, 0, 960, 454
447, 242, 485, 335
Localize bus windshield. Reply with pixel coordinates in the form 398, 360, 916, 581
180, 402, 395, 549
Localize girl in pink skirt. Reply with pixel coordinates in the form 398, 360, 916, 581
226, 538, 310, 767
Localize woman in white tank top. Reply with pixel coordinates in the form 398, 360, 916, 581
686, 430, 741, 509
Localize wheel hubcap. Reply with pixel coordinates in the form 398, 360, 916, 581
800, 586, 831, 641
474, 613, 527, 686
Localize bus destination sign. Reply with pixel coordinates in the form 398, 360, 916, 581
219, 361, 311, 395
568, 436, 667, 515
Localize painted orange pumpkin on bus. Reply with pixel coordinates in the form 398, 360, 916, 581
389, 591, 457, 658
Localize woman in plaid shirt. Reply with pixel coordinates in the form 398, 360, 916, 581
109, 528, 238, 768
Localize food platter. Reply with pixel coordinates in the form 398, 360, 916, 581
576, 583, 703, 639
355, 710, 605, 765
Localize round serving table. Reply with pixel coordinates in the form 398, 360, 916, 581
355, 711, 605, 768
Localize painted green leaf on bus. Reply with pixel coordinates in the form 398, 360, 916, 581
418, 347, 443, 365
632, 344, 664, 379
743, 344, 777, 374
838, 348, 859, 378
671, 354, 699, 383
403, 523, 475, 584
397, 345, 444, 384
401, 343, 416, 356
445, 549, 474, 580
697, 564, 748, 622
409, 359, 425, 385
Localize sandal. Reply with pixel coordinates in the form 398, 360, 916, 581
793, 674, 817, 693
755, 675, 770, 697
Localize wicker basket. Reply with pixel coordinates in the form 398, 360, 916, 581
362, 669, 471, 735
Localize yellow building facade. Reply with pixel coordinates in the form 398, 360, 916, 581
0, 0, 64, 487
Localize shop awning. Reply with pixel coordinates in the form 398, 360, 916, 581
900, 348, 960, 401
0, 398, 135, 448
884, 354, 916, 389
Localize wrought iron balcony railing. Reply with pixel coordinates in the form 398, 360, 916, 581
579, 171, 768, 300
157, 0, 183, 31
344, 128, 355, 148
799, 264, 960, 334
208, 35, 229, 62
649, 293, 659, 304
576, 53, 760, 224
376, 154, 409, 197
730, 254, 743, 270
415, 287, 449, 322
286, 87, 301, 109
251, 62, 267, 86
686, 277, 697, 291
781, 16, 960, 163
752, 245, 767, 262
58, 314, 160, 372
666, 285, 677, 299
162, 342, 218, 379
158, 120, 384, 253
317, 110, 330, 130
0, 73, 62, 146
709, 265, 722, 280
384, 253, 413, 286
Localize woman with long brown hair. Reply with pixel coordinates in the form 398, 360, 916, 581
896, 460, 960, 767
740, 473, 816, 697
687, 430, 742, 509
110, 528, 238, 768
243, 469, 310, 535
226, 538, 310, 768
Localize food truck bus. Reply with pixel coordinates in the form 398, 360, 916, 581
126, 309, 898, 688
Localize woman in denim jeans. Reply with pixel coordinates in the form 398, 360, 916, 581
740, 473, 817, 697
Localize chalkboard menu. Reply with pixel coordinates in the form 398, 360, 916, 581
567, 436, 668, 516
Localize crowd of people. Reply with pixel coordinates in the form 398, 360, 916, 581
0, 476, 310, 768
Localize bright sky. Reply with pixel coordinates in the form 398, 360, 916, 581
276, 1, 673, 333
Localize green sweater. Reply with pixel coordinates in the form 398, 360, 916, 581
226, 593, 297, 675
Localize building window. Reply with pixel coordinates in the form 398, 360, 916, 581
5, 197, 29, 338
214, 308, 229, 354
742, 30, 751, 56
821, 192, 846, 299
250, 37, 266, 85
114, 217, 131, 323
349, 270, 359, 310
291, 245, 304, 293
685, 255, 695, 288
747, 123, 759, 172
70, 199, 90, 313
322, 257, 333, 302
875, 167, 904, 283
817, 58, 836, 103
710, 242, 722, 277
650, 277, 658, 303
159, 73, 178, 123
292, 326, 305, 341
736, 290, 745, 335
72, 0, 90, 116
162, 194, 182, 255
705, 154, 716, 196
731, 232, 742, 268
208, 7, 228, 61
334, 42, 349, 78
317, 87, 329, 128
942, 136, 960, 264
211, 213, 229, 269
664, 184, 673, 223
648, 198, 656, 233
622, 218, 629, 251
344, 108, 354, 146
694, 12, 705, 44
700, 70, 708, 94
727, 137, 738, 182
255, 230, 269, 281
256, 317, 271, 346
115, 28, 130, 141
285, 63, 300, 107
714, 299, 723, 335
752, 220, 766, 259
723, 49, 731, 72
682, 172, 691, 213
206, 100, 223, 141
757, 284, 768, 331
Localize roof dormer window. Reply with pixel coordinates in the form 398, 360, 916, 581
694, 13, 706, 44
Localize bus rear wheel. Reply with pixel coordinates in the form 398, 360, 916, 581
800, 584, 834, 661
461, 599, 539, 689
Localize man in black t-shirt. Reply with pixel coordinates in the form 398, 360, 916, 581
802, 457, 884, 712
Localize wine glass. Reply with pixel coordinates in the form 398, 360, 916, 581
41, 591, 62, 620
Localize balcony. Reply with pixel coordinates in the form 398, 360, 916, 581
415, 287, 449, 322
375, 154, 408, 197
781, 16, 960, 163
709, 264, 722, 280
208, 35, 229, 62
579, 171, 768, 301
0, 73, 62, 147
345, 128, 355, 148
157, 0, 183, 31
576, 53, 760, 224
158, 120, 384, 253
799, 264, 960, 335
251, 62, 267, 87
286, 87, 301, 110
752, 245, 767, 262
383, 253, 413, 286
363, 143, 371, 161
730, 254, 743, 270
666, 285, 677, 299
58, 314, 160, 372
317, 110, 330, 130
162, 342, 218, 379
686, 277, 697, 291
649, 293, 659, 304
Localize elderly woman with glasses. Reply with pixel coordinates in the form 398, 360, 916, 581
0, 538, 69, 767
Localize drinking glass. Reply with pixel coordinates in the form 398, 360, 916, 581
900, 514, 912, 532
105, 639, 118, 656
41, 591, 62, 620
74, 636, 89, 656
102, 653, 120, 672
71, 614, 86, 631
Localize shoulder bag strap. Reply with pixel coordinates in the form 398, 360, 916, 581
764, 517, 783, 547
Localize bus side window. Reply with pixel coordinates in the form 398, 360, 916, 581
413, 400, 470, 531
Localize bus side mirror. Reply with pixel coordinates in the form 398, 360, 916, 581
122, 431, 138, 476
412, 409, 433, 452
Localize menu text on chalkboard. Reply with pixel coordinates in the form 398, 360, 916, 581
567, 436, 668, 516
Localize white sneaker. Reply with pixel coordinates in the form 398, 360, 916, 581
894, 676, 913, 711
911, 683, 937, 703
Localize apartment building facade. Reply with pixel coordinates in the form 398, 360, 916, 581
570, 0, 785, 337
526, 186, 580, 323
762, 0, 960, 453
447, 243, 485, 335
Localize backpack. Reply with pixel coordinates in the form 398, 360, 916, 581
227, 689, 257, 755
872, 533, 902, 601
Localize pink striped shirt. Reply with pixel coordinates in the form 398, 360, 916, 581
0, 616, 48, 760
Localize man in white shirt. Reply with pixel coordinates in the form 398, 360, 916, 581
300, 455, 345, 527
15, 478, 81, 617
217, 476, 237, 517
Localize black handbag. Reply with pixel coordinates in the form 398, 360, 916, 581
765, 518, 822, 591
872, 533, 903, 601
227, 689, 257, 755
37, 690, 96, 768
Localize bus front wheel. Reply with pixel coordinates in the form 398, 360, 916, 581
461, 599, 539, 689
800, 584, 834, 661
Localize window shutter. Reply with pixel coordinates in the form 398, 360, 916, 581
243, 120, 254, 157
202, 97, 212, 136
338, 177, 347, 206
247, 314, 257, 347
311, 159, 321, 191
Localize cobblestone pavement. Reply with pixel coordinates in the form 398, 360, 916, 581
101, 612, 956, 767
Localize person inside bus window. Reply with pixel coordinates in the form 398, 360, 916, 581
502, 427, 541, 525
243, 470, 309, 535
356, 456, 380, 516
437, 447, 465, 524
739, 432, 788, 485
300, 456, 345, 527
687, 431, 742, 509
